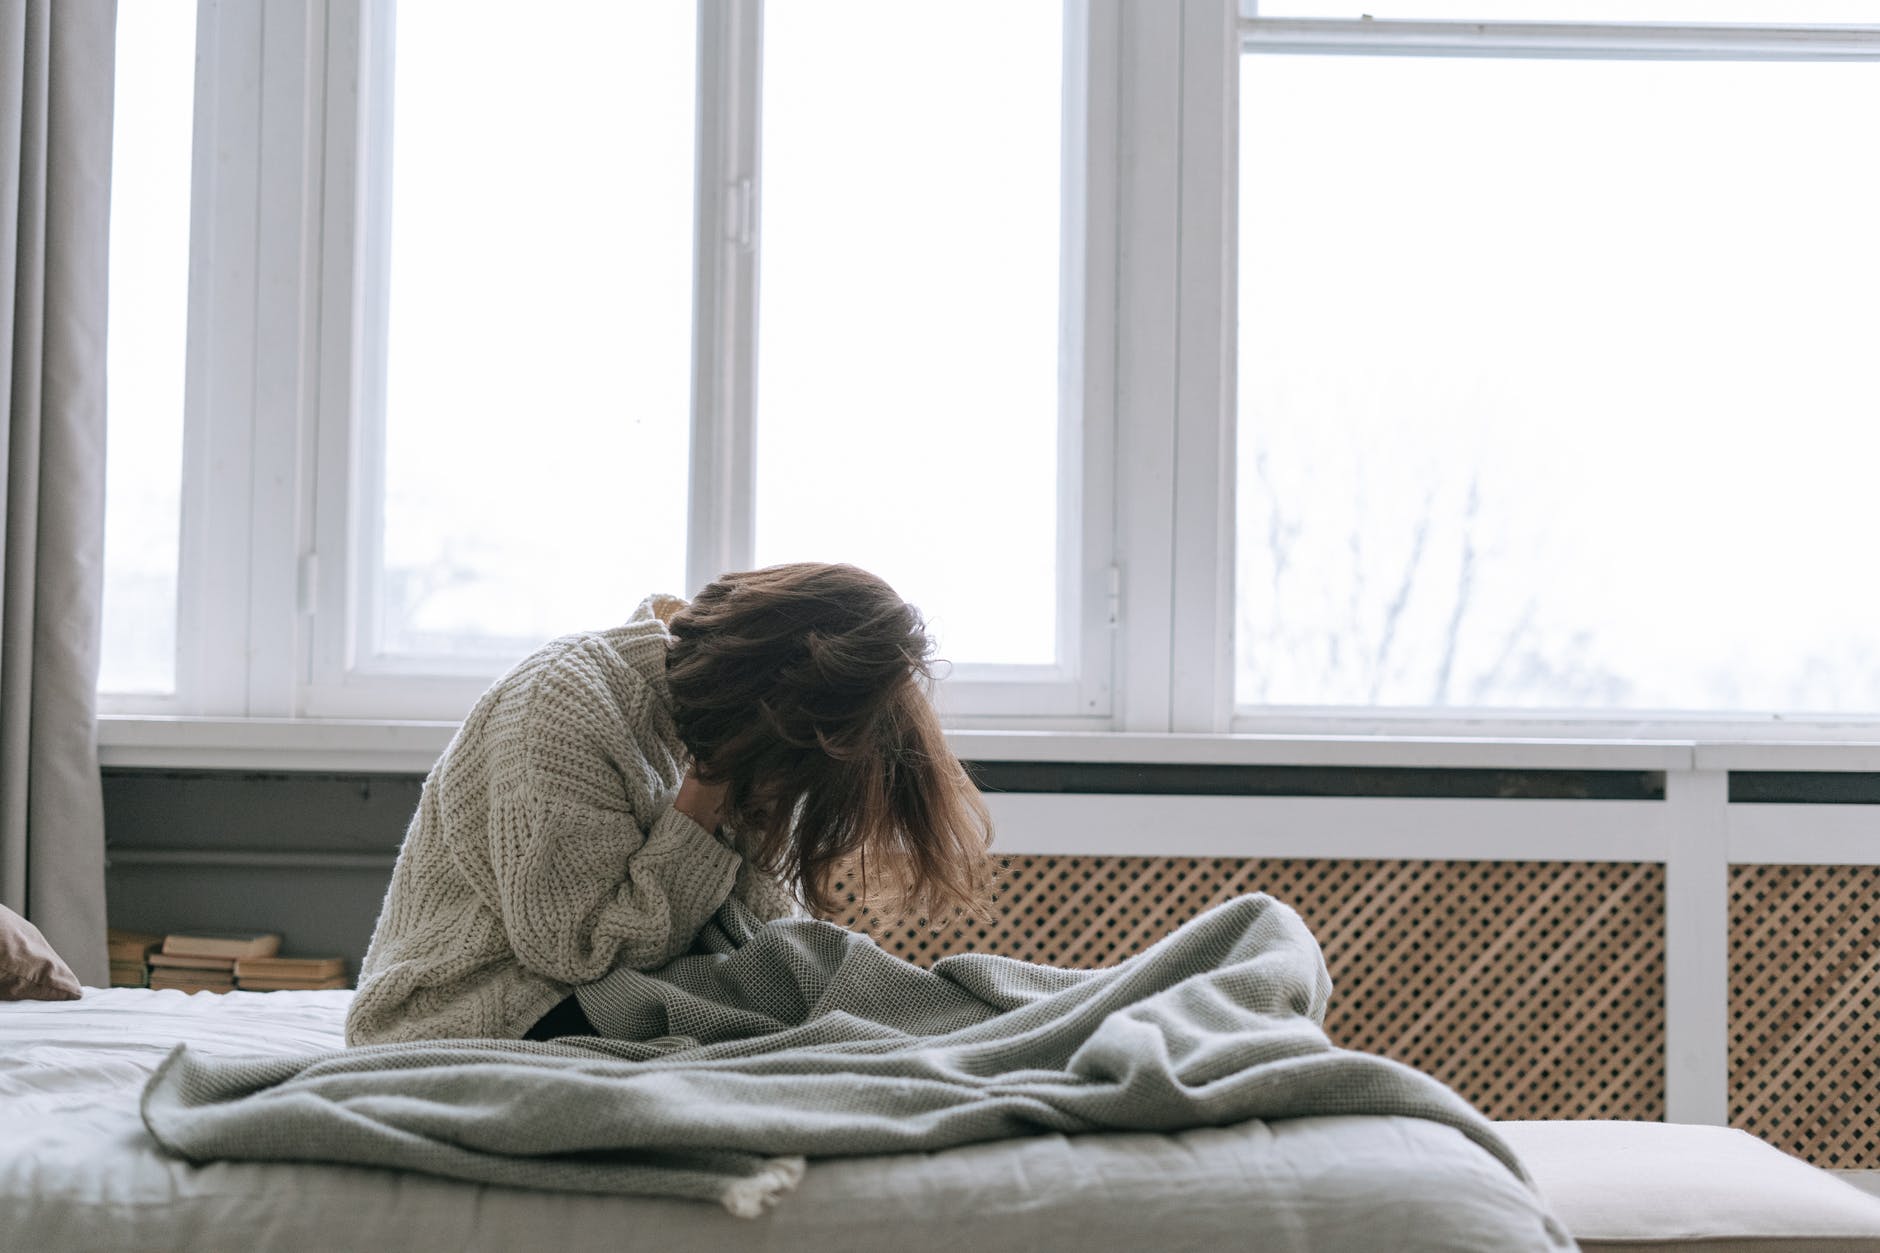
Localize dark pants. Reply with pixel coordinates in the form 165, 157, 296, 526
523, 993, 596, 1040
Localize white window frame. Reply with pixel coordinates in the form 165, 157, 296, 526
102, 0, 1880, 751
105, 0, 1124, 727
308, 0, 1120, 722
1215, 1, 1880, 741
99, 0, 326, 722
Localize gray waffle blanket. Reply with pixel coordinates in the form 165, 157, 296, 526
142, 893, 1535, 1219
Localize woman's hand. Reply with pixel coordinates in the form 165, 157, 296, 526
674, 770, 729, 836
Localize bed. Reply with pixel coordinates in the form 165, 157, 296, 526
3, 986, 1572, 1252
10, 988, 1880, 1253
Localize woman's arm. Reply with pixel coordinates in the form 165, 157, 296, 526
456, 635, 743, 985
673, 771, 728, 835
484, 784, 739, 984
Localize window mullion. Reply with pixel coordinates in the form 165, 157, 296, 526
243, 1, 326, 718
304, 0, 378, 710
173, 0, 264, 717
1064, 0, 1119, 722
1169, 0, 1239, 734
687, 0, 763, 597
1110, 0, 1185, 732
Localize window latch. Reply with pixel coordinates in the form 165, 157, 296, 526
727, 177, 756, 252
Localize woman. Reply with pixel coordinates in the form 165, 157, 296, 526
345, 563, 993, 1046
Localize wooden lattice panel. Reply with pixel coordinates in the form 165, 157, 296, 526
826, 856, 1665, 1123
1730, 864, 1880, 1169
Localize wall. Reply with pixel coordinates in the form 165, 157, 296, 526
104, 769, 421, 971
100, 763, 1638, 971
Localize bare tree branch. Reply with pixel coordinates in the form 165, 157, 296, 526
1251, 447, 1295, 703
1431, 474, 1480, 706
1367, 490, 1433, 704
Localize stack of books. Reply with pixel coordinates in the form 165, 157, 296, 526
234, 955, 349, 991
148, 931, 281, 994
106, 929, 161, 987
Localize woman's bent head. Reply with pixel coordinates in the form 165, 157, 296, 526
665, 562, 993, 921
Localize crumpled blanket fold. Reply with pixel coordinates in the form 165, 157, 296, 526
142, 892, 1552, 1230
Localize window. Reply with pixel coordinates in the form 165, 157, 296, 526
755, 2, 1065, 672
105, 1, 1110, 724
102, 1, 196, 697
360, 1, 696, 665
101, 1, 1880, 741
1234, 6, 1880, 722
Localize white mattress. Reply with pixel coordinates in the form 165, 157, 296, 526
0, 987, 1573, 1252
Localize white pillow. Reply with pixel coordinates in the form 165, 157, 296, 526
1500, 1120, 1880, 1252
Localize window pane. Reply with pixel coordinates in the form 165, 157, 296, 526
373, 1, 695, 660
1236, 57, 1880, 712
103, 2, 196, 694
1255, 2, 1880, 20
755, 1, 1063, 668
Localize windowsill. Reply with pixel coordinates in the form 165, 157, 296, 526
98, 716, 461, 774
94, 714, 1880, 774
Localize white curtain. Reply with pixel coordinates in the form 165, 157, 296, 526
0, 0, 116, 987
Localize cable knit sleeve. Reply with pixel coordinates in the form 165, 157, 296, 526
470, 634, 741, 985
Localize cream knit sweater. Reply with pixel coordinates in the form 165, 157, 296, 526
346, 596, 799, 1046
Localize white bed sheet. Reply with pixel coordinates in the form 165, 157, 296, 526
0, 987, 1573, 1253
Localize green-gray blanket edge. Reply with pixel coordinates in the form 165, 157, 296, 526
141, 893, 1546, 1224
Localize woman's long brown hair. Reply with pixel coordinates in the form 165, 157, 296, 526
664, 563, 994, 921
